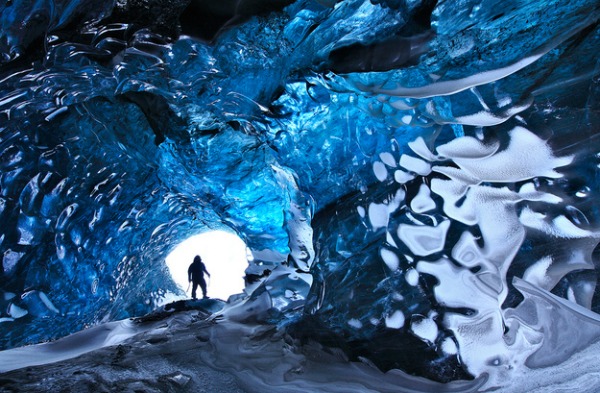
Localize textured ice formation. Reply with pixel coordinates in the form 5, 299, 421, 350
1, 0, 600, 390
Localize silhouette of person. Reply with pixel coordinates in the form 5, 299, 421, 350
188, 255, 211, 299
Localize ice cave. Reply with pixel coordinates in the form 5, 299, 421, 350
0, 0, 600, 391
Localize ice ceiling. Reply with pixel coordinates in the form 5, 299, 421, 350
1, 0, 600, 385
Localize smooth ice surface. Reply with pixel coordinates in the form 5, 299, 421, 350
0, 0, 600, 390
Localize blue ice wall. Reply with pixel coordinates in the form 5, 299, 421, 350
1, 0, 600, 386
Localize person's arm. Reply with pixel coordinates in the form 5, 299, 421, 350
188, 265, 192, 282
203, 265, 211, 277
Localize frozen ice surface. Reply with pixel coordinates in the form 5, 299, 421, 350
0, 0, 600, 390
0, 301, 598, 392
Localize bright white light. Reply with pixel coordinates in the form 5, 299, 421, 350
165, 230, 248, 301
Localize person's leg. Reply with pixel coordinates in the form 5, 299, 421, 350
199, 279, 207, 298
191, 281, 198, 299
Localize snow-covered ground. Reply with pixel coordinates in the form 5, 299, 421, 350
1, 300, 599, 393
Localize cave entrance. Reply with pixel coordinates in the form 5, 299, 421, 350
165, 230, 249, 301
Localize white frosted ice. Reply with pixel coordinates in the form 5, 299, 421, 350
436, 127, 573, 182
416, 257, 512, 384
520, 208, 599, 239
386, 230, 398, 247
357, 205, 365, 217
454, 100, 530, 127
399, 154, 431, 176
406, 118, 600, 389
522, 256, 554, 289
517, 182, 563, 203
410, 183, 436, 213
410, 317, 438, 343
369, 202, 389, 229
397, 220, 450, 256
368, 190, 404, 230
385, 310, 405, 329
394, 169, 414, 184
8, 303, 28, 318
416, 258, 497, 309
436, 136, 499, 159
380, 248, 399, 271
441, 337, 458, 355
405, 268, 419, 286
373, 161, 388, 181
365, 53, 544, 98
407, 137, 437, 161
431, 180, 527, 277
379, 152, 397, 167
39, 291, 60, 313
451, 231, 483, 268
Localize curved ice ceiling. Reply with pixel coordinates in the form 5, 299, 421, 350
1, 0, 600, 386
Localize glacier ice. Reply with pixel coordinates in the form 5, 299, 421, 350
0, 0, 600, 390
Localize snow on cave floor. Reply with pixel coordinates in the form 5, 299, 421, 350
1, 299, 600, 393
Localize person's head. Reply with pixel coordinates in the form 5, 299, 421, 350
194, 255, 202, 264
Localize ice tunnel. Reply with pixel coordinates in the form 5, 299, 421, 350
165, 230, 249, 301
1, 0, 600, 389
